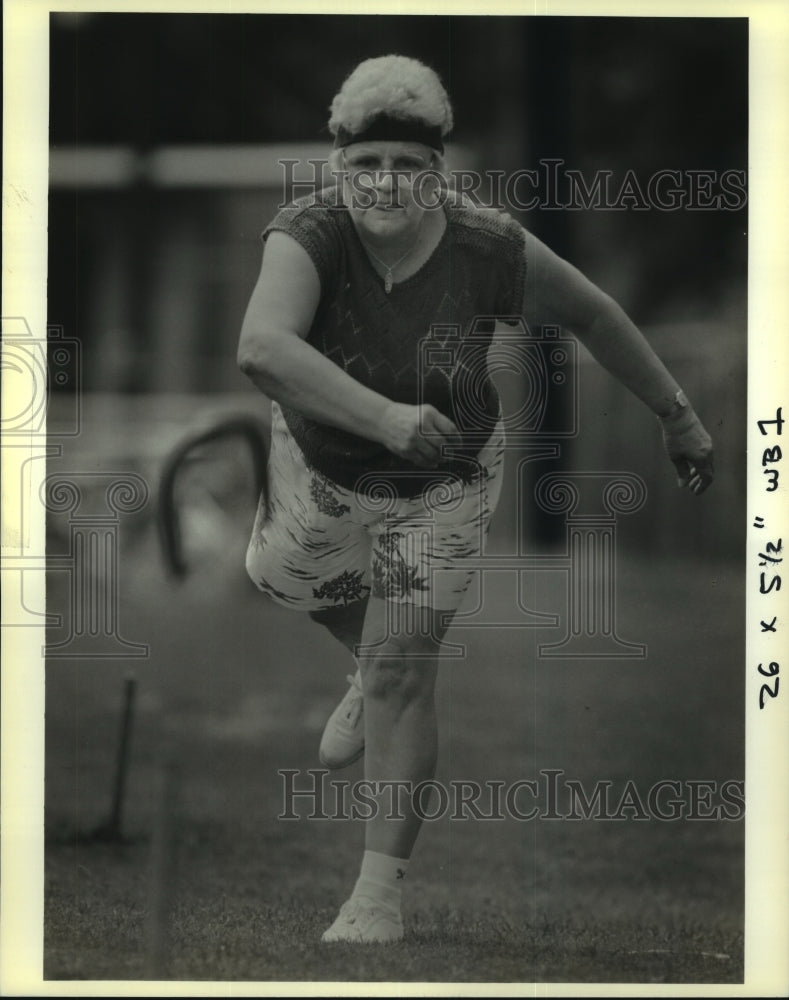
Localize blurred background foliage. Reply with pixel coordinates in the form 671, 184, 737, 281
46, 13, 747, 559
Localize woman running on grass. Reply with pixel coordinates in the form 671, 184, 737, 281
238, 54, 713, 943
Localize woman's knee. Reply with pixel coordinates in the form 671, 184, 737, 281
360, 635, 439, 706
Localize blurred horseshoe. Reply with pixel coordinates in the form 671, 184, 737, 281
157, 415, 268, 578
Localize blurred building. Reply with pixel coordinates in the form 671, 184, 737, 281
47, 14, 747, 559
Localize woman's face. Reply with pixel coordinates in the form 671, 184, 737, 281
339, 141, 441, 243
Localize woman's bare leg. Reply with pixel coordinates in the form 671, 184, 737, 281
321, 597, 453, 942
356, 597, 452, 858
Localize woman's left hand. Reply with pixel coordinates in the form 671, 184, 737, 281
659, 406, 715, 495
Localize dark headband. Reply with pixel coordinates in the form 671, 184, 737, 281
334, 113, 444, 153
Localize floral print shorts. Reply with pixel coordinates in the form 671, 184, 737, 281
245, 402, 505, 612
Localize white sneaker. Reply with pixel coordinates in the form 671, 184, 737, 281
319, 670, 365, 769
321, 898, 404, 944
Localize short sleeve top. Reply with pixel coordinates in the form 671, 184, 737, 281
262, 185, 527, 496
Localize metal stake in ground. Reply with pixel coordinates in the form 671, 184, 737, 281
92, 673, 137, 842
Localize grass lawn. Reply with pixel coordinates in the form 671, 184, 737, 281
43, 509, 744, 985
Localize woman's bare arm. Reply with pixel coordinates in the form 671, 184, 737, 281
521, 229, 714, 492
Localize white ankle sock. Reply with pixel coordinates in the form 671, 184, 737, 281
351, 850, 409, 913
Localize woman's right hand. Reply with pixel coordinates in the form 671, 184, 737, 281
379, 402, 459, 468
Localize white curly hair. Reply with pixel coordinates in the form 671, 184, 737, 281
328, 55, 454, 139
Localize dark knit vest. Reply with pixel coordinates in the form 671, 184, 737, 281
262, 186, 527, 497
